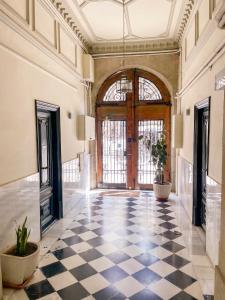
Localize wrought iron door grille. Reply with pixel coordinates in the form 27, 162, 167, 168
139, 77, 162, 101
103, 81, 126, 102
138, 120, 164, 184
102, 120, 127, 184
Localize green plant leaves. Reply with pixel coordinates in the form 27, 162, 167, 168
139, 130, 167, 184
15, 216, 30, 256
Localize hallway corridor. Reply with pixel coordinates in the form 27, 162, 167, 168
8, 192, 214, 300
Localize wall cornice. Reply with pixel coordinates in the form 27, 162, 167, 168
176, 0, 195, 43
50, 0, 89, 48
89, 39, 179, 55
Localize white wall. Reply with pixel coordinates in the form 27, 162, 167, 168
179, 0, 225, 185
0, 0, 88, 186
178, 0, 225, 266
0, 0, 90, 249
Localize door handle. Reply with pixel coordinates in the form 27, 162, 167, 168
124, 151, 132, 157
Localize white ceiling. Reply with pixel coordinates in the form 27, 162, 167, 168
64, 0, 185, 44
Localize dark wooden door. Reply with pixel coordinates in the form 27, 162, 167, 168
193, 98, 210, 228
96, 69, 171, 190
38, 111, 55, 232
200, 108, 209, 229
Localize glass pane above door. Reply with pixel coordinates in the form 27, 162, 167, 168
102, 120, 127, 184
138, 120, 164, 184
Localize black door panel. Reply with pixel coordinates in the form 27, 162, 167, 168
37, 111, 55, 233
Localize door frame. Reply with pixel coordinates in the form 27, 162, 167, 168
193, 97, 211, 226
35, 100, 63, 235
96, 69, 171, 190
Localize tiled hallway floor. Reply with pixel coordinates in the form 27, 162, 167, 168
10, 192, 214, 299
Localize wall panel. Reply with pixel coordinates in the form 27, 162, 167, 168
198, 0, 210, 35
34, 0, 56, 48
2, 0, 29, 23
59, 26, 77, 66
186, 20, 196, 58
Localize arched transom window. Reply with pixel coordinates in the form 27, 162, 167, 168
138, 77, 162, 101
103, 81, 126, 102
100, 69, 169, 104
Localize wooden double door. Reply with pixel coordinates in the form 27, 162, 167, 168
96, 69, 171, 190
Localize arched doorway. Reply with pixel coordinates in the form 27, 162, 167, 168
96, 69, 171, 190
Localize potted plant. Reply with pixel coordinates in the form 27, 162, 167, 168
139, 130, 171, 201
1, 217, 39, 288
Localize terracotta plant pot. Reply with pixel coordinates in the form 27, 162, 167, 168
153, 182, 172, 202
1, 242, 39, 288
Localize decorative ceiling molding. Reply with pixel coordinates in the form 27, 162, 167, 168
75, 0, 177, 42
49, 0, 196, 54
50, 0, 89, 47
89, 39, 179, 55
176, 0, 195, 43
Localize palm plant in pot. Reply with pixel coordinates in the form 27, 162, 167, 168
1, 217, 39, 288
139, 129, 171, 201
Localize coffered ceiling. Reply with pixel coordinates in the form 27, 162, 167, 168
62, 0, 192, 54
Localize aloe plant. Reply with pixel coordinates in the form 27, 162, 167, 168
15, 217, 31, 256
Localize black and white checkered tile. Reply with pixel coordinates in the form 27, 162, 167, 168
24, 193, 214, 300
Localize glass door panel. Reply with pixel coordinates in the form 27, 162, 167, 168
102, 120, 127, 186
138, 120, 164, 185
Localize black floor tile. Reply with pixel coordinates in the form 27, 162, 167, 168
160, 230, 182, 240
161, 241, 185, 253
159, 222, 177, 230
133, 268, 161, 286
40, 261, 66, 278
58, 283, 89, 300
163, 254, 190, 269
52, 247, 76, 260
107, 251, 130, 264
157, 203, 170, 208
87, 236, 105, 247
170, 291, 197, 300
25, 280, 54, 300
158, 215, 174, 222
63, 235, 83, 246
101, 266, 128, 283
130, 288, 163, 300
134, 253, 159, 266
79, 248, 102, 262
79, 219, 90, 225
70, 263, 97, 281
93, 227, 107, 236
157, 208, 172, 214
71, 226, 89, 234
94, 286, 126, 300
165, 270, 196, 289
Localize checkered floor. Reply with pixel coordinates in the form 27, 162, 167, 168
24, 192, 213, 299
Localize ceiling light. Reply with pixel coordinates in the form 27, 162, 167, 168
116, 0, 132, 94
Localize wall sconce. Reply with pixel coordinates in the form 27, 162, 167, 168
67, 111, 72, 119
186, 108, 191, 116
